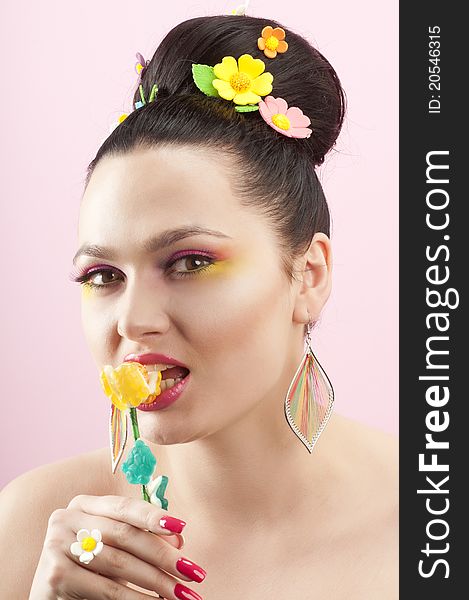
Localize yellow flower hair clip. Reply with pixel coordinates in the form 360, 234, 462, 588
192, 53, 273, 110
258, 26, 288, 59
230, 1, 250, 15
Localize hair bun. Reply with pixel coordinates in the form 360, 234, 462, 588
89, 15, 342, 278
294, 46, 346, 166
135, 16, 345, 166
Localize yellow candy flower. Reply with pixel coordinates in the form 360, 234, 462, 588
100, 362, 162, 411
212, 54, 273, 105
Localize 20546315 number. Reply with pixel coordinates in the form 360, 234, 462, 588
428, 26, 441, 92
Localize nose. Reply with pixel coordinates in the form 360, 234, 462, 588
116, 273, 170, 341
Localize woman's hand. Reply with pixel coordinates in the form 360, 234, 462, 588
29, 494, 206, 600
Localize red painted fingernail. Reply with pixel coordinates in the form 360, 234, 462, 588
174, 582, 203, 600
159, 515, 186, 534
176, 557, 207, 583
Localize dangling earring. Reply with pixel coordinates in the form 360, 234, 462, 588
284, 314, 335, 453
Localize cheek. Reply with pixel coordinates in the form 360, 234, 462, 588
80, 287, 113, 367
182, 257, 290, 387
174, 267, 292, 440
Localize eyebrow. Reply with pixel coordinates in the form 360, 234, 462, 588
72, 226, 232, 266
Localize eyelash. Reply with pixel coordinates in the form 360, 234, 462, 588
69, 253, 216, 290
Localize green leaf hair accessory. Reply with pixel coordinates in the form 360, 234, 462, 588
235, 104, 259, 112
192, 64, 220, 97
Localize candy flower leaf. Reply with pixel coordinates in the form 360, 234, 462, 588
121, 439, 157, 485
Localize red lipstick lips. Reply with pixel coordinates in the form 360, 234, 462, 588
123, 353, 189, 369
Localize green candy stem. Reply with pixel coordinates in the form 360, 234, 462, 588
129, 407, 150, 502
129, 407, 140, 439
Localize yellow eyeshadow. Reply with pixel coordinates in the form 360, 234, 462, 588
79, 257, 244, 295
81, 283, 94, 300
200, 258, 242, 277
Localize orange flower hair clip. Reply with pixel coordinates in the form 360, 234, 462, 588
257, 26, 288, 58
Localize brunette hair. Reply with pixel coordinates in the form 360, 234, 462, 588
85, 15, 345, 292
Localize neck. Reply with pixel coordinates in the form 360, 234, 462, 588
114, 352, 344, 531
139, 417, 343, 534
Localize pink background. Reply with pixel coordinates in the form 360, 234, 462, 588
0, 0, 398, 489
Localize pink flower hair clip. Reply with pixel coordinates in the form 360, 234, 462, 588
259, 96, 312, 138
135, 52, 148, 77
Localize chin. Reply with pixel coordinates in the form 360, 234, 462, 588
139, 419, 204, 446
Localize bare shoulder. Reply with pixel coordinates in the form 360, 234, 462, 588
332, 411, 398, 523
1, 446, 114, 516
0, 447, 112, 598
4, 445, 111, 491
326, 413, 398, 598
330, 412, 398, 482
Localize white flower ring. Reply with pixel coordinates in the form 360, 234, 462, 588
70, 528, 104, 564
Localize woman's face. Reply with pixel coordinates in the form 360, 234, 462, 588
75, 145, 307, 444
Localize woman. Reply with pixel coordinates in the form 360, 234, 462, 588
0, 14, 398, 600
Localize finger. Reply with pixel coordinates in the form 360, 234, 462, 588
67, 494, 187, 536
66, 512, 206, 585
62, 558, 159, 599
67, 541, 204, 600
163, 532, 185, 550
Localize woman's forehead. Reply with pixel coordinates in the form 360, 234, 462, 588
82, 145, 234, 206
77, 145, 273, 254
79, 146, 241, 233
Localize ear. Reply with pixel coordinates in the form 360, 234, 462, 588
291, 232, 333, 325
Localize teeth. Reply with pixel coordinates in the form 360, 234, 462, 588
158, 376, 184, 391
146, 363, 172, 372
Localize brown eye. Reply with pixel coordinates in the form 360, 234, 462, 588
73, 269, 121, 290
184, 256, 209, 270
89, 271, 118, 286
168, 254, 215, 278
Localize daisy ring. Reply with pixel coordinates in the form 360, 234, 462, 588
70, 528, 104, 565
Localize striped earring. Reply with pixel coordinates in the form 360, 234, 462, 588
284, 315, 335, 453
